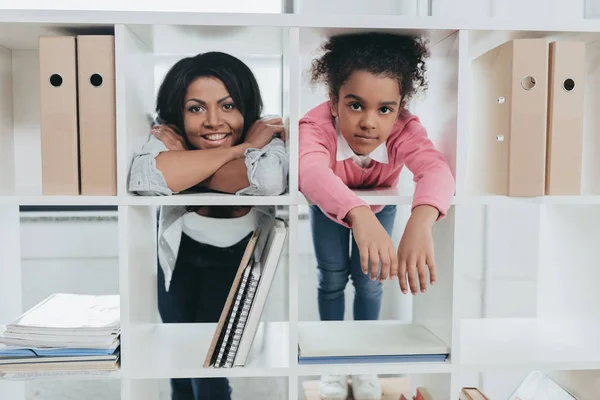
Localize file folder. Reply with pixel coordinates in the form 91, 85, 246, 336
546, 41, 586, 195
39, 36, 79, 195
472, 38, 549, 197
77, 35, 117, 195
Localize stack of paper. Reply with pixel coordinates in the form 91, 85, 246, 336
0, 293, 120, 376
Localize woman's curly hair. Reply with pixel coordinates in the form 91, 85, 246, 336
309, 31, 430, 104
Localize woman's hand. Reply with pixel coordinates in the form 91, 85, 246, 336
396, 205, 439, 295
152, 124, 187, 151
243, 117, 286, 150
346, 206, 398, 282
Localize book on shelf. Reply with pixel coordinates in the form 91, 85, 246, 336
460, 387, 489, 400
297, 321, 449, 365
0, 293, 120, 376
204, 218, 288, 368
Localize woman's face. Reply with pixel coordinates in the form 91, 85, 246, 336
182, 77, 244, 150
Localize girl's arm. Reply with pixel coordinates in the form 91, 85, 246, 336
398, 121, 455, 219
393, 120, 456, 295
299, 117, 397, 280
298, 117, 368, 225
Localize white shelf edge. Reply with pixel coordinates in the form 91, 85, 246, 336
458, 361, 600, 372
0, 370, 121, 381
124, 194, 295, 206
295, 362, 453, 376
5, 194, 600, 207
0, 11, 599, 33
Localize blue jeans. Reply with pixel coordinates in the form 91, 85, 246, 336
309, 205, 397, 321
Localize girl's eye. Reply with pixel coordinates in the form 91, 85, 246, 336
380, 107, 392, 114
349, 103, 362, 111
188, 105, 203, 113
223, 103, 236, 111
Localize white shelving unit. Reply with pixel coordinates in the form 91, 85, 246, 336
1, 6, 599, 400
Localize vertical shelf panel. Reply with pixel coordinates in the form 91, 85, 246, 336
0, 206, 23, 399
288, 206, 299, 399
115, 23, 155, 197
412, 206, 456, 352
0, 45, 15, 196
284, 27, 300, 198
454, 29, 470, 196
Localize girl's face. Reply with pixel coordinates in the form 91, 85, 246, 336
182, 77, 244, 150
331, 71, 402, 156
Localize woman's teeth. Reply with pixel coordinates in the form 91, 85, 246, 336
204, 133, 228, 141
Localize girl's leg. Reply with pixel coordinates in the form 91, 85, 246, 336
349, 205, 397, 320
309, 205, 351, 321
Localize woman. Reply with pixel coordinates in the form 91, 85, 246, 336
128, 51, 288, 400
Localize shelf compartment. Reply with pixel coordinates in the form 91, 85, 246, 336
464, 30, 600, 197
460, 318, 600, 371
125, 322, 290, 379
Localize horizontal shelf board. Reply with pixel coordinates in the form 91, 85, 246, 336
126, 193, 294, 206
295, 361, 452, 376
125, 322, 289, 379
0, 370, 121, 381
454, 195, 600, 205
3, 193, 600, 207
0, 196, 120, 206
1, 12, 599, 33
460, 318, 600, 370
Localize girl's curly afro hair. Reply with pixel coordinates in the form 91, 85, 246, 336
309, 31, 430, 104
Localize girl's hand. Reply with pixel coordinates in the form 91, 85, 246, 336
244, 117, 286, 150
152, 124, 187, 151
396, 205, 439, 295
346, 206, 398, 281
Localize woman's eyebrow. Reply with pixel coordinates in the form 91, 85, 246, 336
184, 95, 232, 105
185, 98, 205, 105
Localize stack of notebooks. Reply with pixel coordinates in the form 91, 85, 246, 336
297, 321, 449, 365
0, 293, 120, 377
204, 219, 287, 368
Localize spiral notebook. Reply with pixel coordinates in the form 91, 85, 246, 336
204, 219, 287, 369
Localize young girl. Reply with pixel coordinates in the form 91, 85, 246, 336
299, 32, 455, 400
129, 51, 288, 400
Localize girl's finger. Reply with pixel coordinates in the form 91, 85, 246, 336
378, 247, 391, 282
407, 256, 418, 294
398, 259, 408, 294
360, 246, 369, 275
417, 256, 428, 293
369, 245, 380, 281
427, 252, 437, 285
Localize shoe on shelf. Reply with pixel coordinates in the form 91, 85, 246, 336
351, 374, 382, 400
319, 374, 349, 400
